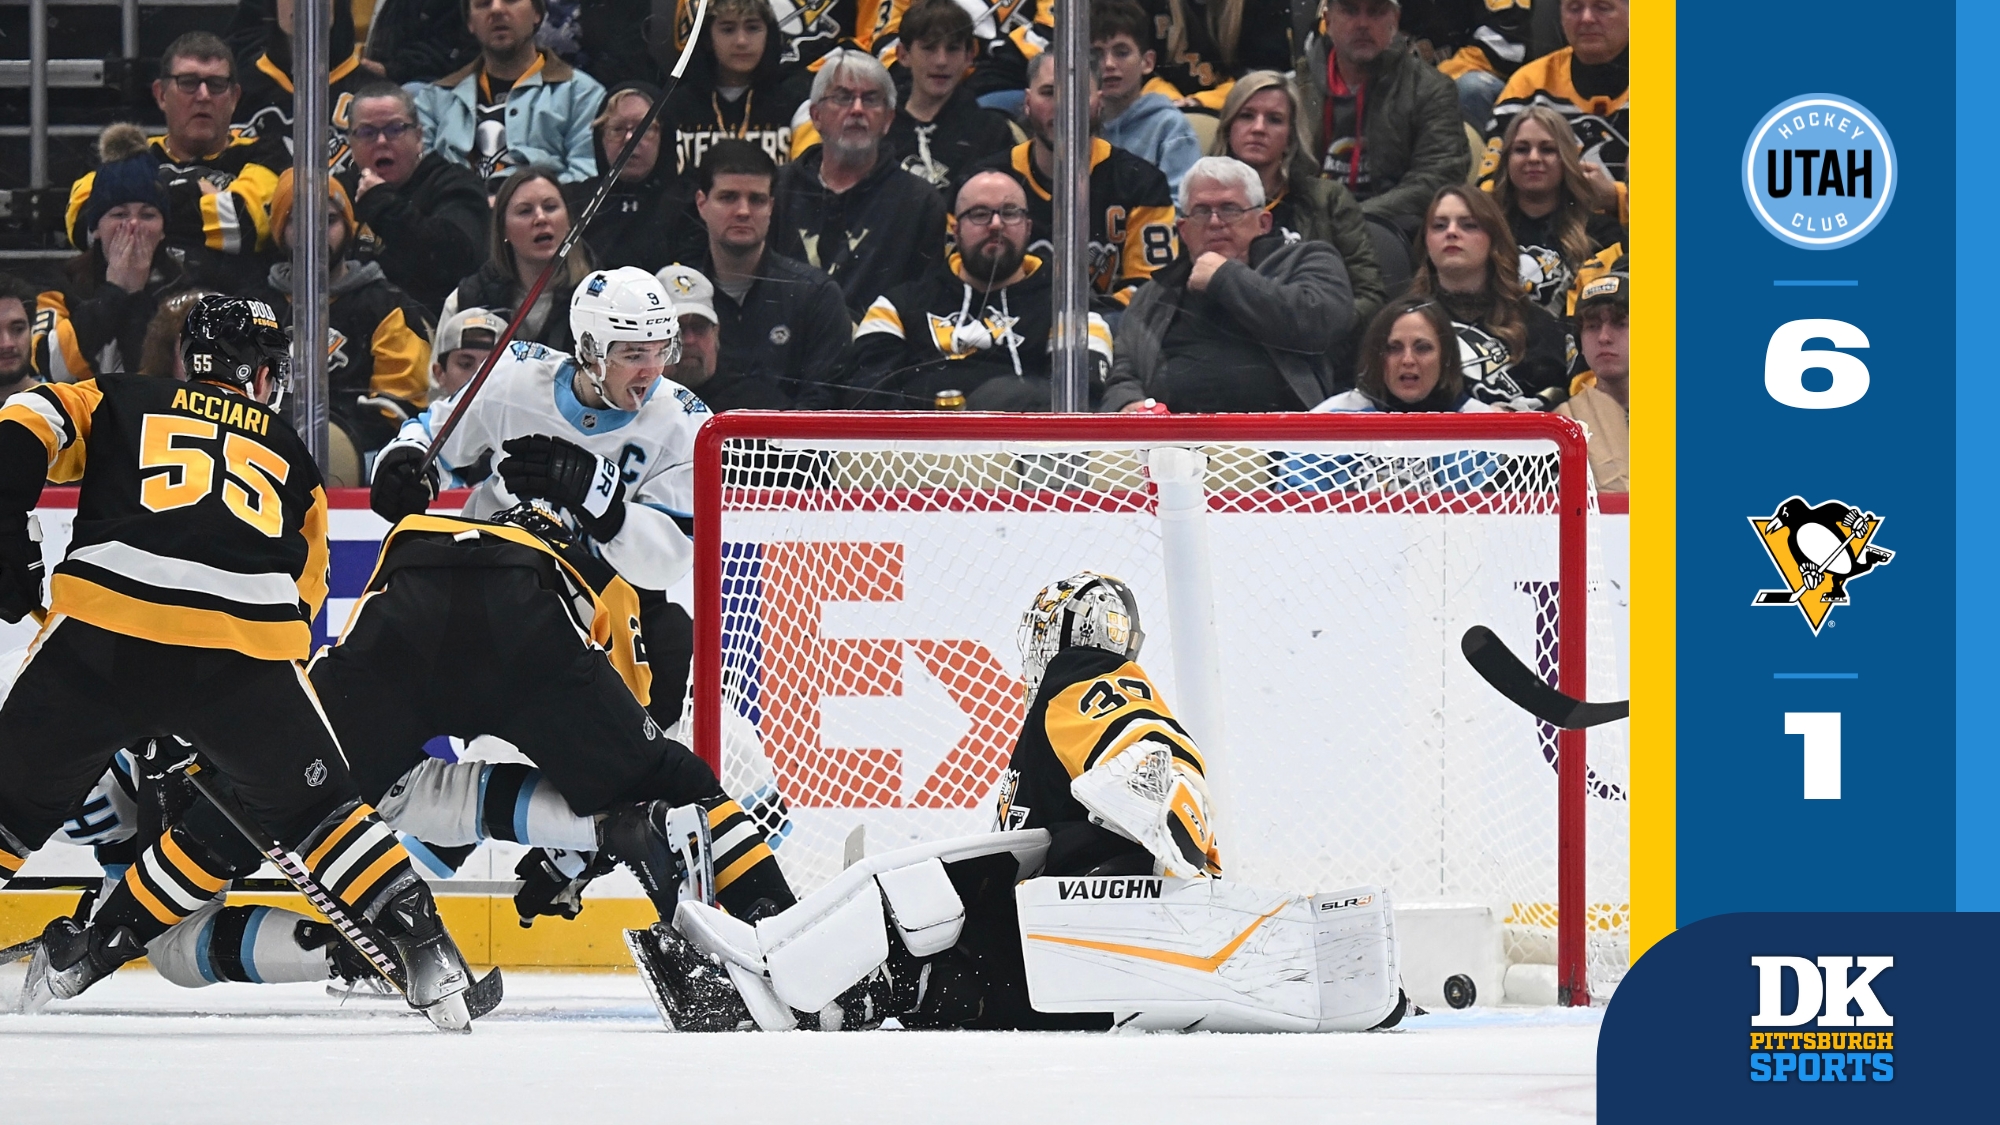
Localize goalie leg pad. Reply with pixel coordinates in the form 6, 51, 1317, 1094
1016, 877, 1398, 1032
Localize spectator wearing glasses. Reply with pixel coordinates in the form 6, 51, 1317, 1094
681, 140, 850, 409
967, 50, 1176, 310
1104, 156, 1352, 413
234, 0, 374, 173
411, 0, 607, 191
770, 49, 947, 315
578, 82, 701, 272
65, 32, 289, 293
348, 81, 491, 310
1209, 71, 1385, 331
838, 170, 1111, 410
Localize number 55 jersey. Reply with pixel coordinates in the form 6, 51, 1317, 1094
0, 375, 329, 660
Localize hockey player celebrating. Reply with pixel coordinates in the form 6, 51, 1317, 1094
0, 297, 478, 1029
645, 572, 1406, 1034
371, 265, 705, 728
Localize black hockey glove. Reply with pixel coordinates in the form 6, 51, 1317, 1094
498, 434, 627, 541
369, 444, 439, 524
513, 847, 613, 927
0, 516, 45, 625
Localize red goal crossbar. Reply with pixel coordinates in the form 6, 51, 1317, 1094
691, 411, 1596, 1005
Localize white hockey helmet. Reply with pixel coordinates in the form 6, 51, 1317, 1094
570, 265, 682, 386
1017, 571, 1145, 701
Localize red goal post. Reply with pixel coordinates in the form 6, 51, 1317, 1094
692, 411, 1607, 1005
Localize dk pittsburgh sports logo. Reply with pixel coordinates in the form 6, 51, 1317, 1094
1749, 497, 1894, 634
1747, 955, 1894, 1084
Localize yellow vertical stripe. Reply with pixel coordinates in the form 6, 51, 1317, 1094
1628, 0, 1675, 962
367, 307, 432, 409
297, 487, 331, 620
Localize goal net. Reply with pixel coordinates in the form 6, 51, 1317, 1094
689, 412, 1627, 1003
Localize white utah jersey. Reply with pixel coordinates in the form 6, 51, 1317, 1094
384, 340, 708, 590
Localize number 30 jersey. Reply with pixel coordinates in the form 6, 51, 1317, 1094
0, 375, 329, 660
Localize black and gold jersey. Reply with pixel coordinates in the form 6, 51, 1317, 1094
970, 139, 1177, 307
1001, 645, 1209, 840
1480, 47, 1630, 188
361, 513, 653, 706
0, 375, 329, 661
65, 131, 288, 262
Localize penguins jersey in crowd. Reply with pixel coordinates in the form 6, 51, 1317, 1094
1431, 0, 1537, 85
241, 261, 434, 452
235, 47, 372, 176
0, 374, 329, 661
664, 79, 800, 176
769, 146, 949, 315
969, 139, 1176, 307
1507, 208, 1627, 316
998, 645, 1222, 878
1434, 288, 1579, 408
1480, 46, 1631, 189
769, 0, 905, 67
843, 253, 1112, 408
382, 340, 704, 592
64, 130, 288, 273
359, 511, 654, 705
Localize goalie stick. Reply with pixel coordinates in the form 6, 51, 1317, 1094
175, 758, 504, 1022
418, 0, 713, 477
1460, 626, 1628, 730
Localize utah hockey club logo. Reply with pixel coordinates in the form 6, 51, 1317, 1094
1749, 497, 1894, 634
1742, 94, 1896, 249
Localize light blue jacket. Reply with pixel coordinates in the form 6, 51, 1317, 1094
407, 51, 605, 185
1098, 93, 1202, 199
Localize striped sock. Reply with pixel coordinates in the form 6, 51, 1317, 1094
98, 823, 234, 942
300, 801, 419, 922
705, 797, 795, 915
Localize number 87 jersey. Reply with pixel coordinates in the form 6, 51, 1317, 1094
0, 375, 329, 661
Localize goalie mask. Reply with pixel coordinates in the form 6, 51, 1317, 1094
570, 266, 681, 406
1017, 572, 1145, 700
179, 295, 291, 408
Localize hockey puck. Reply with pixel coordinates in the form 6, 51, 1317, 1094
1443, 974, 1477, 1009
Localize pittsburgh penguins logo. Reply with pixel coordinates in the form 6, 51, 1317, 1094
925, 308, 1021, 359
1452, 321, 1526, 403
1750, 496, 1895, 634
1518, 244, 1571, 311
991, 768, 1027, 831
772, 0, 843, 64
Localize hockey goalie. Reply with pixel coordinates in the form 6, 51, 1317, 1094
634, 571, 1407, 1033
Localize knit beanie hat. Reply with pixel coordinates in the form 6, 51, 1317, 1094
78, 123, 170, 245
269, 168, 358, 250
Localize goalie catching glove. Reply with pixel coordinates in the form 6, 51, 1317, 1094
498, 434, 627, 541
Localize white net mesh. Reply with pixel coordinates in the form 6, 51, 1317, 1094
694, 418, 1628, 999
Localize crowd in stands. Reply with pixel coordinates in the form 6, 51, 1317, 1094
1, 0, 1631, 491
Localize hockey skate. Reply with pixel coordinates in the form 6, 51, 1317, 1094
624, 922, 756, 1031
598, 800, 715, 918
16, 917, 146, 1012
374, 884, 475, 1031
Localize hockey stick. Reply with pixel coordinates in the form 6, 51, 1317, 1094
176, 760, 504, 1021
418, 0, 713, 478
1460, 626, 1628, 730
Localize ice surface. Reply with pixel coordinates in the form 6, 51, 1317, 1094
0, 972, 1599, 1123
